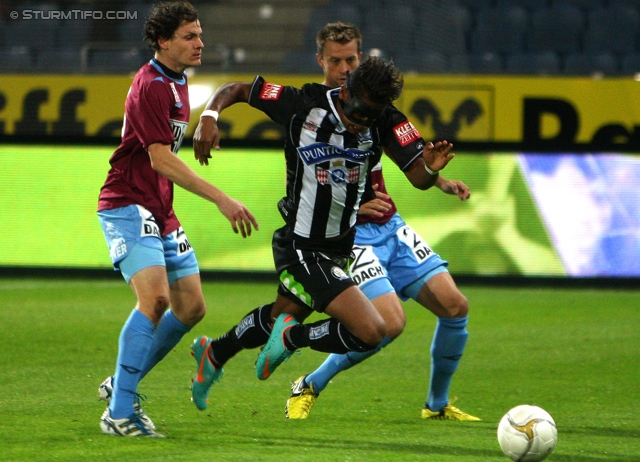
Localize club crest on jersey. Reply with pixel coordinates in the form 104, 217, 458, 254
394, 120, 421, 146
260, 82, 283, 100
316, 160, 360, 186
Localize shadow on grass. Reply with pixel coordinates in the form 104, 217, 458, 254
192, 427, 638, 462
561, 425, 640, 439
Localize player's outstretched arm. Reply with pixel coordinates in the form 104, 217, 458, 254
213, 194, 259, 238
149, 142, 259, 237
435, 175, 471, 201
193, 82, 252, 166
403, 141, 455, 190
423, 140, 455, 172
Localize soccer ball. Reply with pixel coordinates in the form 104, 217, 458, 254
497, 405, 557, 462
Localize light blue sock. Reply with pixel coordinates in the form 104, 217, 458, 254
110, 309, 155, 419
427, 316, 468, 411
140, 310, 191, 379
306, 336, 392, 393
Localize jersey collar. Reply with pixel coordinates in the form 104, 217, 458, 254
149, 59, 186, 85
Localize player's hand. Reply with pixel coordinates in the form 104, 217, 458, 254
217, 196, 259, 238
193, 116, 220, 166
422, 140, 455, 173
436, 177, 470, 201
358, 184, 392, 217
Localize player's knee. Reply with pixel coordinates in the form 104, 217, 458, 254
153, 293, 170, 313
385, 313, 406, 340
446, 293, 469, 318
142, 293, 171, 323
185, 298, 207, 325
359, 316, 387, 346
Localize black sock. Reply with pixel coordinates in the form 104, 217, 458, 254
286, 318, 376, 354
208, 303, 274, 367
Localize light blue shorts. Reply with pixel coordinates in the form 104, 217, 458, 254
351, 213, 448, 302
97, 204, 199, 284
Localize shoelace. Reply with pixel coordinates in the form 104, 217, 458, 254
133, 392, 148, 405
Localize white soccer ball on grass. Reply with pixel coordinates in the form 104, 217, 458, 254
497, 404, 557, 461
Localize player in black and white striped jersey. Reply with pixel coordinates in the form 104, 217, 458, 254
189, 56, 456, 408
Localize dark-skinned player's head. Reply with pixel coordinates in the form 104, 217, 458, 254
342, 56, 404, 126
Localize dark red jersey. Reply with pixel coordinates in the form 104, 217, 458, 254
357, 162, 398, 225
98, 60, 190, 235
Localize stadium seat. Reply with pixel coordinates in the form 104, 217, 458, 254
450, 52, 504, 74
457, 0, 494, 13
88, 48, 148, 74
526, 3, 585, 55
3, 20, 59, 53
495, 0, 549, 11
394, 51, 448, 74
476, 4, 529, 32
413, 3, 467, 56
620, 53, 640, 74
506, 51, 561, 75
35, 48, 83, 73
301, 7, 334, 51
552, 0, 604, 13
608, 0, 640, 9
338, 0, 383, 10
584, 3, 640, 55
280, 50, 320, 74
361, 6, 391, 56
56, 16, 93, 50
563, 53, 619, 75
325, 3, 362, 28
0, 47, 33, 72
119, 2, 154, 43
471, 25, 525, 55
472, 5, 529, 55
388, 4, 417, 55
583, 26, 637, 57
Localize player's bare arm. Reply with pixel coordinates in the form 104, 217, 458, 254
148, 142, 259, 237
435, 175, 471, 201
193, 82, 252, 165
423, 140, 455, 172
403, 140, 455, 190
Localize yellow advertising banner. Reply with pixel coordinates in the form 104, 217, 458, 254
1, 73, 640, 145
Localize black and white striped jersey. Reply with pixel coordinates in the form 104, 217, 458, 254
248, 75, 425, 244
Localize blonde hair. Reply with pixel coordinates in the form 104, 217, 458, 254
316, 22, 362, 56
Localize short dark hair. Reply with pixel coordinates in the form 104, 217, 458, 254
349, 56, 404, 106
316, 22, 362, 56
143, 1, 199, 52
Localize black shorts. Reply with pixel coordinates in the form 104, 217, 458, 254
273, 226, 356, 313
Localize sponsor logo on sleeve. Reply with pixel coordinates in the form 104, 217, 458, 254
169, 81, 182, 108
259, 82, 283, 100
393, 120, 421, 146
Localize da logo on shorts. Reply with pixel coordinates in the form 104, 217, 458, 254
331, 267, 348, 280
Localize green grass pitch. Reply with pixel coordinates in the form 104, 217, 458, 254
0, 278, 638, 461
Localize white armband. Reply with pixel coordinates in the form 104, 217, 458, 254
200, 110, 219, 120
424, 164, 439, 175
